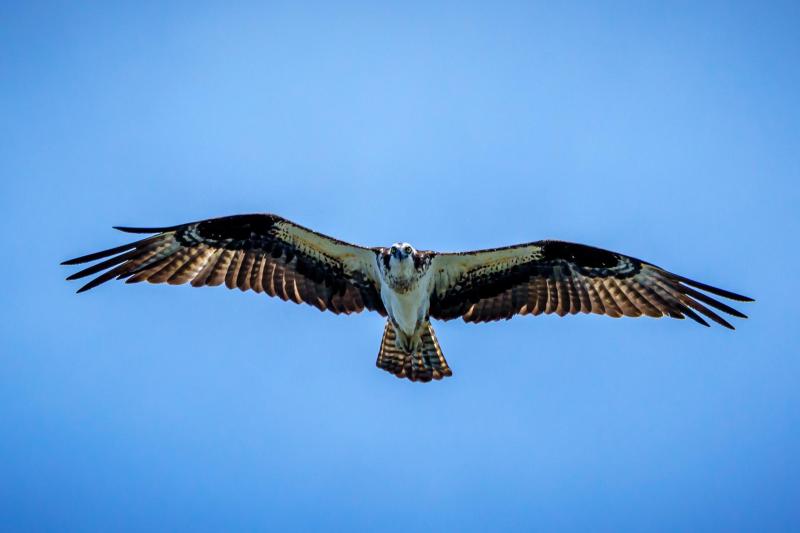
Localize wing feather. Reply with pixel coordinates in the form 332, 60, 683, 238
532, 278, 547, 315
584, 279, 606, 315
205, 249, 234, 287
250, 254, 266, 294
168, 245, 211, 285
573, 276, 591, 314
225, 250, 244, 290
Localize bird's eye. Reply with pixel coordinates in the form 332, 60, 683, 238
404, 246, 412, 254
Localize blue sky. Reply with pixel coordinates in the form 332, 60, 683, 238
2, 1, 799, 531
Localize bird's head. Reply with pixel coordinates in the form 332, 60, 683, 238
389, 242, 416, 263
382, 242, 427, 281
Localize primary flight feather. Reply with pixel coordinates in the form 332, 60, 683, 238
63, 213, 753, 382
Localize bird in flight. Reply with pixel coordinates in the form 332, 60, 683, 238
63, 213, 753, 382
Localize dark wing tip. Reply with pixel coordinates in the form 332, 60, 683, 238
717, 292, 754, 303
681, 306, 711, 328
75, 282, 100, 294
63, 225, 180, 266
673, 274, 753, 303
62, 235, 161, 266
716, 318, 735, 330
113, 225, 176, 234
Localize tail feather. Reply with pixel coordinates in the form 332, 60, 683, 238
376, 321, 452, 382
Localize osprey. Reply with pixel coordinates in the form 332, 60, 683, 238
63, 213, 753, 382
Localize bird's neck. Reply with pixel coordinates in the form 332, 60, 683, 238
383, 259, 417, 293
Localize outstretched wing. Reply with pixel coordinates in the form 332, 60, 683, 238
63, 214, 386, 315
429, 240, 752, 328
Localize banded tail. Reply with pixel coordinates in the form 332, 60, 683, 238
376, 321, 452, 382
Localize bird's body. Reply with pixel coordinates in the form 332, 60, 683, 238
377, 242, 434, 351
63, 213, 753, 382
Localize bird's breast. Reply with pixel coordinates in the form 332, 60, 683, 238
380, 271, 433, 337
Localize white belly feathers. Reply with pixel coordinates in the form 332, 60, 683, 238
380, 269, 434, 336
